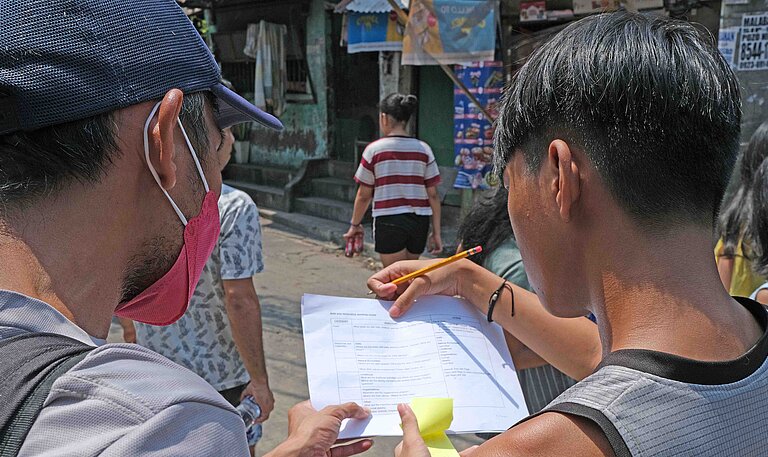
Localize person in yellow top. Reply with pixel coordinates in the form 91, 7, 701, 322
716, 121, 768, 297
749, 156, 768, 305
715, 238, 764, 297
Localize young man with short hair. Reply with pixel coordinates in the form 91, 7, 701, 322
370, 11, 768, 456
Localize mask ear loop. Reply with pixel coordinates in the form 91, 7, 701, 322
143, 101, 189, 226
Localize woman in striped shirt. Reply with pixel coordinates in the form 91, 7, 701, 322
344, 93, 442, 267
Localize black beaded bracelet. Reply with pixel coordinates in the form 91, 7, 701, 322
487, 280, 513, 323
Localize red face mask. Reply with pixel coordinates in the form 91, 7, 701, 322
115, 102, 221, 326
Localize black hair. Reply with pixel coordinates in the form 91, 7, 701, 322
0, 92, 212, 214
457, 189, 513, 266
751, 157, 768, 277
493, 11, 741, 228
717, 121, 768, 257
380, 93, 418, 123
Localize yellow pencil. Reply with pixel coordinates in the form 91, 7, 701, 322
368, 246, 483, 295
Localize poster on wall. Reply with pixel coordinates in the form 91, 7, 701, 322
347, 12, 404, 53
719, 27, 739, 68
402, 0, 497, 65
520, 1, 546, 22
453, 61, 504, 190
739, 12, 768, 71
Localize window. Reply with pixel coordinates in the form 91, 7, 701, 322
211, 2, 315, 106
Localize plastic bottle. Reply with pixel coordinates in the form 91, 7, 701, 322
236, 396, 263, 447
345, 235, 355, 257
354, 232, 364, 254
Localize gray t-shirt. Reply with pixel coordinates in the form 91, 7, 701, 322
0, 290, 248, 456
135, 185, 264, 391
536, 297, 768, 456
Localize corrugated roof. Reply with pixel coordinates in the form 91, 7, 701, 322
343, 0, 409, 13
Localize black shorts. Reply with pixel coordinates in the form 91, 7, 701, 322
218, 383, 248, 407
373, 213, 430, 255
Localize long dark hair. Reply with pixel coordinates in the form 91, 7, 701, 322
750, 158, 768, 277
457, 189, 513, 266
718, 120, 768, 257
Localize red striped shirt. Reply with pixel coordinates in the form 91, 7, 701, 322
354, 136, 441, 218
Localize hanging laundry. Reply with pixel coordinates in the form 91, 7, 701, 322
243, 21, 287, 116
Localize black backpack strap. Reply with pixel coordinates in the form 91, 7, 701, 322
0, 333, 93, 456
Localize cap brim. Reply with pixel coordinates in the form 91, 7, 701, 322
211, 83, 283, 131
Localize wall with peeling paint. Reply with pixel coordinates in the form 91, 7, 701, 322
248, 0, 330, 169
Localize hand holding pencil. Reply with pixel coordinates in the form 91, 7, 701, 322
366, 246, 483, 306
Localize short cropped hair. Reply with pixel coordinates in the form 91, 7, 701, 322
0, 92, 213, 214
494, 12, 741, 227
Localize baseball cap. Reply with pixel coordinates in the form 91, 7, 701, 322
0, 0, 283, 136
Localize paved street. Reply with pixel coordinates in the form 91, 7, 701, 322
257, 220, 483, 457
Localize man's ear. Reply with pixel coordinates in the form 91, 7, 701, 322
547, 139, 581, 222
150, 89, 184, 191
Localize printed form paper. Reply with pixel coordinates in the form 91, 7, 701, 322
301, 294, 530, 438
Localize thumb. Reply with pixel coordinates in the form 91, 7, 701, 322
390, 276, 431, 318
398, 403, 422, 438
326, 402, 371, 421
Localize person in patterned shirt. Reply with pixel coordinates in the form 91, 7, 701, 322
122, 128, 274, 452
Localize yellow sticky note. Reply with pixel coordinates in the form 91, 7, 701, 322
409, 398, 460, 457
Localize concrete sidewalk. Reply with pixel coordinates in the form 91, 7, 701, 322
258, 208, 460, 259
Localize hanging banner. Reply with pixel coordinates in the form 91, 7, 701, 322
453, 61, 504, 190
402, 0, 497, 66
347, 12, 404, 53
739, 12, 768, 72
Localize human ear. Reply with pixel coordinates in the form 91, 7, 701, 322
547, 140, 581, 222
150, 89, 184, 191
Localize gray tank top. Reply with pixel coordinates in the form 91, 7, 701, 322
529, 297, 768, 456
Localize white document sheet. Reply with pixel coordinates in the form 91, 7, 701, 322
301, 293, 530, 438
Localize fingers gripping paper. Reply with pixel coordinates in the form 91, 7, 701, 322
410, 398, 459, 457
301, 294, 529, 438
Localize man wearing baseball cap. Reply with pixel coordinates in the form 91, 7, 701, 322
0, 1, 372, 455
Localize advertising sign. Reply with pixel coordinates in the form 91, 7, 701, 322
347, 12, 404, 53
453, 61, 504, 190
739, 12, 768, 72
403, 0, 497, 65
719, 27, 739, 68
520, 1, 546, 22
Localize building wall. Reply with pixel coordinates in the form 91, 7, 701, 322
416, 66, 456, 167
248, 0, 330, 168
